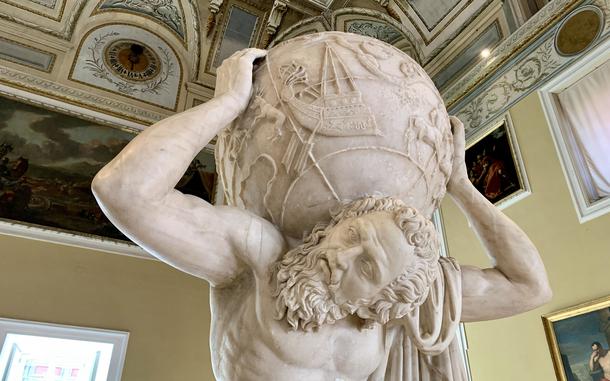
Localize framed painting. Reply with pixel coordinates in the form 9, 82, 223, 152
0, 92, 219, 257
465, 114, 531, 209
543, 295, 610, 381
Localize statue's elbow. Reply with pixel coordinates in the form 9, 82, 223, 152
91, 170, 111, 203
91, 167, 125, 209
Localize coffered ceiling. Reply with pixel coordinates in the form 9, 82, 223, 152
0, 0, 599, 129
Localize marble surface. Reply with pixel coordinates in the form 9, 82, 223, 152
92, 32, 551, 380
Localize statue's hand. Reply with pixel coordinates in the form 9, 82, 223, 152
215, 48, 267, 114
447, 116, 470, 194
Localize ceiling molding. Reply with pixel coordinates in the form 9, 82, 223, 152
92, 0, 188, 45
443, 0, 586, 108
0, 0, 87, 40
69, 23, 184, 111
0, 65, 167, 125
448, 0, 609, 137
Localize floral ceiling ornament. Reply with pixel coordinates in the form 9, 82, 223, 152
99, 0, 186, 39
84, 33, 175, 96
347, 20, 402, 44
457, 40, 563, 135
70, 25, 182, 110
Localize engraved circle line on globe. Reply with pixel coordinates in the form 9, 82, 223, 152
216, 32, 454, 240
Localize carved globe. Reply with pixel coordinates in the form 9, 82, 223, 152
216, 32, 453, 241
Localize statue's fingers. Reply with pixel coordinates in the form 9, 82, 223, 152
449, 116, 465, 152
240, 48, 268, 65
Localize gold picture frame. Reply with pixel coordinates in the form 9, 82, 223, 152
542, 295, 610, 381
465, 113, 531, 209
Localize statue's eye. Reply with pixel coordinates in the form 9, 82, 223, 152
359, 257, 373, 279
348, 226, 360, 243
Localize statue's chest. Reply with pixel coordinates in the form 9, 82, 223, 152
267, 316, 386, 377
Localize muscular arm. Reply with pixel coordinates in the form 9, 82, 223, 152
92, 49, 284, 286
447, 117, 552, 322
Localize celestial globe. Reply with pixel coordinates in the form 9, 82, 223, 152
216, 32, 453, 241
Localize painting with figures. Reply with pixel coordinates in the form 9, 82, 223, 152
465, 119, 525, 206
0, 95, 216, 243
544, 296, 610, 381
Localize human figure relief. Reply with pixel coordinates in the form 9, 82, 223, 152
92, 33, 551, 381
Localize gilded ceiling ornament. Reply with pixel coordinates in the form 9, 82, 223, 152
99, 0, 185, 38
555, 6, 603, 56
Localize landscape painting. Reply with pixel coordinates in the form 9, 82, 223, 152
543, 296, 610, 381
0, 95, 216, 243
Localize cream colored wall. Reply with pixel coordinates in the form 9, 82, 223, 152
441, 92, 610, 380
0, 234, 215, 381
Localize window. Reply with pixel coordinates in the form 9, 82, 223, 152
540, 38, 610, 222
0, 319, 128, 381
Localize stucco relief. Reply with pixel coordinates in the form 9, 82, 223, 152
218, 33, 452, 240
456, 40, 565, 134
98, 0, 185, 39
346, 20, 403, 44
70, 25, 182, 110
0, 66, 166, 124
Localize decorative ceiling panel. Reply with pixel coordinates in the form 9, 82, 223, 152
0, 0, 87, 39
0, 36, 56, 72
273, 8, 422, 63
346, 20, 403, 45
1, 0, 63, 19
408, 0, 461, 31
70, 24, 182, 110
95, 0, 186, 41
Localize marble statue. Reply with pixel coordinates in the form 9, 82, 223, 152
92, 32, 552, 380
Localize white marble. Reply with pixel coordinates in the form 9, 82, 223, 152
92, 32, 551, 380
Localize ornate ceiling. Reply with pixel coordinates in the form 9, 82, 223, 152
0, 0, 606, 133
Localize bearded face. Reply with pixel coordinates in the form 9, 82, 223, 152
271, 202, 440, 331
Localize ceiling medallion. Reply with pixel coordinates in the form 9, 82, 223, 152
103, 40, 161, 82
555, 6, 604, 57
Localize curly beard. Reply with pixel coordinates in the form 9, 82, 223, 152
271, 244, 353, 331
271, 241, 437, 332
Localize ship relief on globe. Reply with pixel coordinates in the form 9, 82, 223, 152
216, 32, 453, 241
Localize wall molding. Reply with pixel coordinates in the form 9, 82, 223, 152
448, 0, 609, 138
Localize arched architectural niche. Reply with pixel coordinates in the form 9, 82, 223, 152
270, 8, 422, 64
87, 0, 201, 79
67, 23, 184, 111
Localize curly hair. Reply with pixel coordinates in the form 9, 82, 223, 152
271, 196, 440, 331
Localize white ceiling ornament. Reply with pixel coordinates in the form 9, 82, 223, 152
70, 24, 182, 110
271, 8, 422, 63
96, 0, 186, 40
346, 20, 402, 45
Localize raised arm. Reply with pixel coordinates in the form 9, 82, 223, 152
92, 49, 284, 286
447, 117, 552, 322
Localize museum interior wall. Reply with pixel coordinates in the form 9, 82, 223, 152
0, 234, 216, 380
0, 0, 608, 379
1, 84, 607, 381
441, 92, 610, 381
